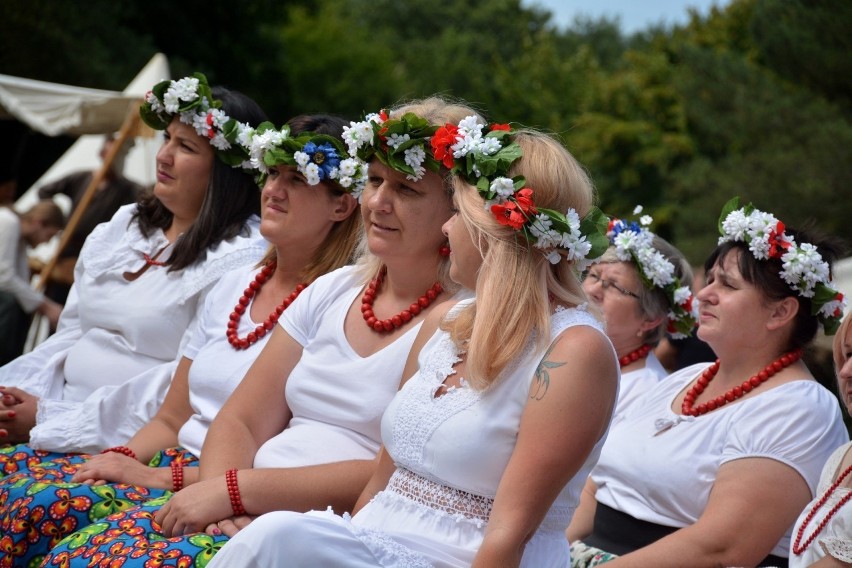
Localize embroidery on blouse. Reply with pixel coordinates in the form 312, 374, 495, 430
347, 516, 433, 568
821, 538, 852, 562
384, 467, 493, 526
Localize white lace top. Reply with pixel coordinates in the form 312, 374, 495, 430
349, 299, 612, 567
789, 441, 852, 567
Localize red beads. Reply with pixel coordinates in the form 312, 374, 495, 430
618, 344, 652, 368
101, 446, 137, 460
792, 463, 852, 555
361, 266, 443, 334
681, 348, 803, 417
225, 468, 246, 516
226, 261, 308, 350
171, 460, 184, 492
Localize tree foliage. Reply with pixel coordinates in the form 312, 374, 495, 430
1, 0, 849, 265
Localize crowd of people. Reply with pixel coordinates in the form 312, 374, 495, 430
0, 72, 848, 567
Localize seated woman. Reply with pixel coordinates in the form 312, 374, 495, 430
0, 115, 361, 566
789, 311, 852, 566
207, 124, 619, 568
0, 74, 268, 456
43, 97, 477, 567
568, 198, 850, 567
583, 209, 696, 418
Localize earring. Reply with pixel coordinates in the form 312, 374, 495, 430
439, 244, 451, 257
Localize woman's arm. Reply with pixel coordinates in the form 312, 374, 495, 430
473, 326, 618, 568
603, 458, 811, 567
71, 356, 196, 488
198, 325, 303, 479
566, 477, 598, 543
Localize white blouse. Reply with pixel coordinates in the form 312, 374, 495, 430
1, 204, 265, 453
592, 363, 849, 557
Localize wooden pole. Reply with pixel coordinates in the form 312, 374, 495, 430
35, 102, 142, 292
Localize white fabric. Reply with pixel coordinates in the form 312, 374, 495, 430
0, 204, 266, 453
789, 441, 852, 567
176, 263, 276, 457
253, 265, 429, 469
592, 362, 850, 558
0, 207, 44, 312
613, 351, 666, 423
212, 301, 614, 568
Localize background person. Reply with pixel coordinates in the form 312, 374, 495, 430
568, 198, 849, 567
0, 200, 65, 364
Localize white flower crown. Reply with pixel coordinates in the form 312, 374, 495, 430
718, 198, 845, 334
606, 206, 697, 338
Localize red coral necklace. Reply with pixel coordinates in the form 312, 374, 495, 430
227, 261, 307, 350
361, 266, 442, 333
681, 348, 802, 417
792, 463, 852, 555
619, 344, 652, 368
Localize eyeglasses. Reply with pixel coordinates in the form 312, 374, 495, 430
585, 271, 640, 299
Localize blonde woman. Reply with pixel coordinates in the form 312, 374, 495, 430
210, 125, 619, 567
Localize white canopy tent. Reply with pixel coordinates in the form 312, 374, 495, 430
7, 53, 170, 213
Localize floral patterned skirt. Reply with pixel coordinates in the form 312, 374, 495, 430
0, 444, 195, 567
42, 499, 229, 568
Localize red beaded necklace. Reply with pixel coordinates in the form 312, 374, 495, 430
619, 344, 652, 368
792, 463, 852, 555
681, 348, 802, 417
361, 266, 443, 333
226, 261, 307, 350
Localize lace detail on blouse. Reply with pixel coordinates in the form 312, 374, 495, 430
821, 537, 852, 562
386, 467, 493, 524
346, 512, 433, 568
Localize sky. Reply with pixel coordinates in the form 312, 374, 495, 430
523, 0, 727, 34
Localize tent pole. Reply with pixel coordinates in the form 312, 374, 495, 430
35, 103, 142, 293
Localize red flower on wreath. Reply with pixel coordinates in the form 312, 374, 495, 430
430, 124, 460, 169
490, 123, 510, 131
491, 188, 537, 230
766, 220, 792, 259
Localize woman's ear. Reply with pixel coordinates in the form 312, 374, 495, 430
329, 193, 358, 222
766, 296, 800, 331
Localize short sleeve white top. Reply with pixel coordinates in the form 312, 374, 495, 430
613, 352, 667, 422
252, 265, 426, 469
592, 362, 850, 557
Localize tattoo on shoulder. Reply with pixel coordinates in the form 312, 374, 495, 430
530, 343, 566, 400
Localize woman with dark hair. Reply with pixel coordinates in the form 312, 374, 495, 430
0, 114, 362, 566
569, 198, 849, 567
0, 74, 267, 456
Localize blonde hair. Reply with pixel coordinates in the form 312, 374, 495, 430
444, 130, 596, 389
833, 311, 852, 373
258, 184, 361, 282
353, 96, 483, 290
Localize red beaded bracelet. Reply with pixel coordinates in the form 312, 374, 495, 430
225, 468, 246, 516
171, 460, 184, 492
100, 446, 137, 460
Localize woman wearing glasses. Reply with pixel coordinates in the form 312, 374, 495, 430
581, 211, 696, 418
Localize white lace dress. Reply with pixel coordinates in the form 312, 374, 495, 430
209, 301, 611, 568
789, 441, 852, 567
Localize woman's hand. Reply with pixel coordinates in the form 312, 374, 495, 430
154, 475, 233, 537
0, 386, 38, 444
71, 452, 170, 488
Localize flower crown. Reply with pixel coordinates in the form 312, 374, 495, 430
432, 116, 609, 267
342, 110, 442, 182
718, 197, 846, 335
242, 122, 366, 198
140, 72, 253, 171
606, 206, 697, 339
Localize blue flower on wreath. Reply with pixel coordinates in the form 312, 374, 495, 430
295, 142, 342, 184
